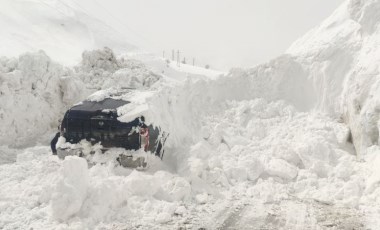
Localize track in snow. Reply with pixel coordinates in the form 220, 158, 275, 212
219, 197, 364, 230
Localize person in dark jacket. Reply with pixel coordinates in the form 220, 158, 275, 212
50, 132, 60, 155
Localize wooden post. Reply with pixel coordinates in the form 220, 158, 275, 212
177, 50, 180, 67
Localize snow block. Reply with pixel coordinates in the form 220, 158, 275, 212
51, 156, 89, 221
265, 158, 298, 180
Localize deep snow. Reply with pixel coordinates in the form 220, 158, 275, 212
0, 48, 159, 156
1, 0, 380, 229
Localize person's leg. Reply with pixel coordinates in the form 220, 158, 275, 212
50, 132, 60, 155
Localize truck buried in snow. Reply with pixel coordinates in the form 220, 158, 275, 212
51, 94, 167, 168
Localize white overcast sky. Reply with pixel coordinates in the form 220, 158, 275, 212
78, 0, 344, 70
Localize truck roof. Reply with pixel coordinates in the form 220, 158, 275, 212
71, 98, 129, 112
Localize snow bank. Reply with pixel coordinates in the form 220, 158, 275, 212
0, 51, 86, 149
285, 0, 380, 156
177, 99, 358, 196
205, 0, 380, 157
0, 48, 161, 163
78, 47, 161, 90
81, 47, 120, 72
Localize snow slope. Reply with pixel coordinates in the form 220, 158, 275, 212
0, 0, 136, 65
1, 0, 380, 229
285, 0, 380, 157
213, 0, 380, 158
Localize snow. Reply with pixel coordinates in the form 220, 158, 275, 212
285, 0, 380, 157
1, 0, 380, 229
51, 156, 89, 221
0, 47, 160, 153
0, 51, 83, 151
168, 60, 224, 79
0, 0, 136, 66
3, 90, 373, 228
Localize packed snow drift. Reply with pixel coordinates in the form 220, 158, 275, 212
1, 0, 380, 229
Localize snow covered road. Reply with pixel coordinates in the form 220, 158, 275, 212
218, 196, 364, 230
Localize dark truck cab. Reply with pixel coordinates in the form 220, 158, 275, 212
53, 98, 166, 167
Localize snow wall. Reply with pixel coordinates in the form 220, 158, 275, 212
149, 0, 380, 156
285, 0, 380, 157
0, 48, 160, 162
150, 0, 380, 157
143, 0, 380, 159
